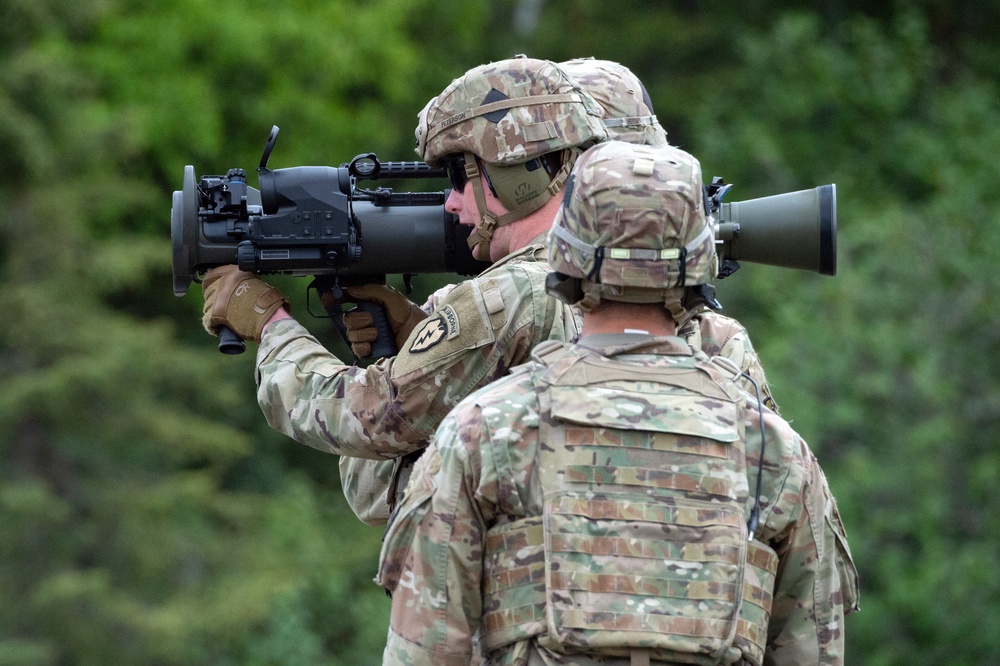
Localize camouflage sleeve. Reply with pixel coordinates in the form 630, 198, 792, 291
688, 311, 780, 413
751, 409, 860, 665
376, 410, 486, 666
254, 318, 417, 459
332, 280, 469, 520
338, 456, 396, 526
254, 256, 575, 463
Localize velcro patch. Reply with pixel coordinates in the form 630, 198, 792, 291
524, 120, 557, 142
482, 284, 506, 315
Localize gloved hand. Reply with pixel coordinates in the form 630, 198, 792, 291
329, 284, 428, 358
201, 265, 290, 342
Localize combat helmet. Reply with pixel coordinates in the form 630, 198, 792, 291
415, 55, 609, 260
546, 140, 720, 323
561, 57, 669, 147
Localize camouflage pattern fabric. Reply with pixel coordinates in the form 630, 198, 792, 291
341, 142, 776, 525
339, 456, 398, 526
682, 310, 780, 413
339, 306, 778, 526
528, 336, 751, 663
338, 282, 466, 524
376, 336, 859, 666
560, 58, 669, 148
255, 234, 579, 460
549, 141, 717, 294
415, 56, 607, 167
417, 282, 461, 315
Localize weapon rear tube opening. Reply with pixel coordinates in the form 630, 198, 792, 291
717, 184, 836, 276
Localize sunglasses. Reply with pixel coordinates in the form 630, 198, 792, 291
444, 154, 470, 192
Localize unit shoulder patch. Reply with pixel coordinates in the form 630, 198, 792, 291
409, 305, 461, 353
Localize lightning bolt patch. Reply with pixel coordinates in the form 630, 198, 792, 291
409, 317, 447, 353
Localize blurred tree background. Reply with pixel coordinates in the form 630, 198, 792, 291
2, 0, 998, 663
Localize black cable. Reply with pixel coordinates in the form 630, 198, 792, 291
588, 246, 605, 282
741, 371, 767, 541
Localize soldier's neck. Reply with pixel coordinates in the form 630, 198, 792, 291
581, 302, 677, 337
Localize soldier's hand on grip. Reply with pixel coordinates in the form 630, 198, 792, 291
334, 284, 428, 357
201, 265, 289, 343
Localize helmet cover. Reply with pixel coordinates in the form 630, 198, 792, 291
561, 57, 668, 148
415, 56, 608, 166
548, 140, 716, 296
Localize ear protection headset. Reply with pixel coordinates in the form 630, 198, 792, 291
479, 153, 562, 211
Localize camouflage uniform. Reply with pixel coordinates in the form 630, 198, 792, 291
256, 234, 578, 460
376, 142, 858, 664
256, 57, 604, 500
337, 307, 777, 526
316, 239, 576, 525
376, 336, 859, 666
682, 313, 779, 413
337, 58, 778, 526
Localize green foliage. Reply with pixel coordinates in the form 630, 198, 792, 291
683, 11, 1000, 663
2, 1, 999, 663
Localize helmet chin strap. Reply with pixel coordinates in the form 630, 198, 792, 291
464, 153, 507, 261
575, 281, 703, 327
464, 149, 578, 261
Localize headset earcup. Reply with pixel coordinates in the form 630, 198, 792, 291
482, 159, 554, 211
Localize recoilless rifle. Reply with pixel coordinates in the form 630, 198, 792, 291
171, 127, 836, 358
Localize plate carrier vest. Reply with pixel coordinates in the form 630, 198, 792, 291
479, 340, 779, 666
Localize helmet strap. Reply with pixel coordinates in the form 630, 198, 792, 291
464, 148, 581, 261
573, 282, 701, 325
465, 152, 513, 260
663, 293, 692, 328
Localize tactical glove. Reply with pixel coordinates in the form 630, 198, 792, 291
201, 265, 290, 342
331, 284, 428, 358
